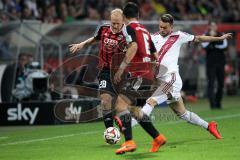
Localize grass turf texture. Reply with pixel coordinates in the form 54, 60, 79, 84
0, 96, 239, 160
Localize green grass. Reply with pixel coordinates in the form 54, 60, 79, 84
0, 96, 240, 160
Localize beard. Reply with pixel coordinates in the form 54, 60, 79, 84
160, 32, 168, 37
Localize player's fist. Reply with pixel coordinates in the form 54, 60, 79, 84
114, 69, 124, 84
221, 33, 232, 40
69, 43, 84, 54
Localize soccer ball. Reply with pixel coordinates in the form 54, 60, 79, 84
103, 127, 121, 145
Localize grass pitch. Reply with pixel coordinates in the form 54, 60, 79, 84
0, 96, 240, 160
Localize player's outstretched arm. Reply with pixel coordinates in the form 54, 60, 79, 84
194, 33, 232, 43
69, 37, 96, 54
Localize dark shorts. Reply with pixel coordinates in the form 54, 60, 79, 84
114, 73, 156, 106
98, 69, 116, 96
98, 68, 156, 106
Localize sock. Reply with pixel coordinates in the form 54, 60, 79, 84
153, 94, 168, 105
131, 118, 138, 127
179, 110, 208, 129
138, 113, 159, 139
102, 110, 113, 128
141, 103, 153, 116
141, 94, 168, 116
118, 110, 132, 141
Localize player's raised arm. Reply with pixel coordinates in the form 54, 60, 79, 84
69, 37, 96, 54
194, 33, 232, 43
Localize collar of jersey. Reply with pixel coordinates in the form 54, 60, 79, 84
161, 31, 174, 38
127, 20, 139, 25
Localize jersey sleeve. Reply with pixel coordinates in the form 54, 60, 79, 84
93, 25, 104, 40
151, 34, 157, 44
149, 38, 156, 54
124, 25, 137, 43
151, 34, 160, 52
178, 31, 195, 44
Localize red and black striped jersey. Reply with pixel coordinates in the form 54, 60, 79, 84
94, 24, 127, 69
123, 21, 156, 79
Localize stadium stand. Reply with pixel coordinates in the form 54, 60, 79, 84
0, 0, 240, 23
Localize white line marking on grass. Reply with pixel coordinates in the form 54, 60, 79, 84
205, 113, 240, 120
0, 134, 76, 146
0, 131, 99, 146
158, 113, 240, 125
1, 113, 240, 146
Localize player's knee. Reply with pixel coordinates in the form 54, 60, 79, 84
146, 98, 158, 107
130, 107, 143, 119
100, 94, 112, 110
166, 95, 181, 105
115, 96, 129, 113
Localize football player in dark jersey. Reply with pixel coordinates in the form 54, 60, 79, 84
113, 2, 166, 155
69, 9, 127, 130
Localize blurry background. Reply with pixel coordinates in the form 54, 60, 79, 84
0, 0, 239, 125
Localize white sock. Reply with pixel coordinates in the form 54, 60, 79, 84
131, 118, 138, 127
132, 103, 153, 127
179, 110, 209, 129
141, 103, 153, 116
154, 94, 168, 105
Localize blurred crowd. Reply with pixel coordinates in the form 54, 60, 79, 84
0, 0, 240, 23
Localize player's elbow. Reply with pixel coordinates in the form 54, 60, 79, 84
127, 42, 138, 55
130, 42, 138, 52
126, 42, 138, 63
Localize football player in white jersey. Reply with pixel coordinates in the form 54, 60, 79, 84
131, 14, 232, 142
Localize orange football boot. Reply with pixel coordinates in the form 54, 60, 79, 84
150, 134, 167, 152
208, 121, 222, 139
115, 140, 137, 155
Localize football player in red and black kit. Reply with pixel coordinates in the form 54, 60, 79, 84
69, 9, 127, 130
113, 2, 166, 155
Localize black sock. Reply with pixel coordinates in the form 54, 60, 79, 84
103, 111, 113, 128
119, 112, 132, 141
138, 114, 159, 139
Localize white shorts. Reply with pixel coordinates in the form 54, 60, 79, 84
150, 72, 182, 104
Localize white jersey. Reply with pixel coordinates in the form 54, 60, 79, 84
151, 31, 195, 77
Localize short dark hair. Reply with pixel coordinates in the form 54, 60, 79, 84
160, 14, 174, 25
123, 2, 139, 18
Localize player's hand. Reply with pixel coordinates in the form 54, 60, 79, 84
114, 69, 124, 84
220, 33, 232, 40
69, 43, 84, 54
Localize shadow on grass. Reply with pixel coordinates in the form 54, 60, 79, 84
96, 144, 120, 149
167, 137, 212, 148
122, 152, 159, 160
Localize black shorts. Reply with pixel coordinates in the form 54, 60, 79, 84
114, 73, 155, 106
98, 69, 156, 106
98, 69, 116, 96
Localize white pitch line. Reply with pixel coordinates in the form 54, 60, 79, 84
1, 113, 240, 147
161, 113, 240, 125
0, 131, 99, 147
205, 113, 240, 120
